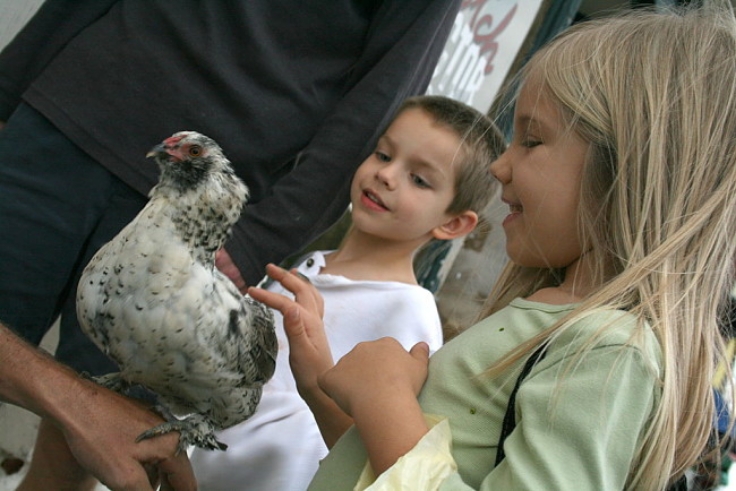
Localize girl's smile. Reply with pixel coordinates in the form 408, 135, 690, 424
490, 76, 590, 270
501, 198, 523, 226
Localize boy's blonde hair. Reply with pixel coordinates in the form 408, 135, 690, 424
396, 95, 505, 215
483, 6, 736, 490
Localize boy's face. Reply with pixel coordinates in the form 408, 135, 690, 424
350, 107, 463, 245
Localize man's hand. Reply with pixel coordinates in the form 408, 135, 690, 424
57, 380, 196, 491
216, 247, 247, 293
0, 323, 196, 490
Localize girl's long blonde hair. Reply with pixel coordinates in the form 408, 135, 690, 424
484, 5, 736, 490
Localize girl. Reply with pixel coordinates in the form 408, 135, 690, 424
251, 5, 736, 490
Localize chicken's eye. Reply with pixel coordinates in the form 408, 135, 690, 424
188, 145, 203, 157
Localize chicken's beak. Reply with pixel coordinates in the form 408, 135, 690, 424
146, 143, 166, 159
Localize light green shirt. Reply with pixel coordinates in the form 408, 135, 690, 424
308, 298, 662, 490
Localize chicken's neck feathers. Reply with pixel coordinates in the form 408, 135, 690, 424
147, 173, 247, 266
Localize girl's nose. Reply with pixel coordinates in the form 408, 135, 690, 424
489, 150, 511, 184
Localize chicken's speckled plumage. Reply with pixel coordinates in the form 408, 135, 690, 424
76, 131, 277, 451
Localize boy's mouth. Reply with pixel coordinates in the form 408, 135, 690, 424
362, 189, 389, 211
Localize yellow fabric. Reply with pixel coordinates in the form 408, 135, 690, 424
353, 414, 456, 491
713, 338, 736, 390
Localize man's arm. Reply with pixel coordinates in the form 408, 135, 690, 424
0, 322, 196, 491
0, 0, 119, 120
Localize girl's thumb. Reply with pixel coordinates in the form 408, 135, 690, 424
410, 341, 430, 360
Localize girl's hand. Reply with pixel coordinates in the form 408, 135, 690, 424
319, 339, 431, 474
319, 338, 430, 418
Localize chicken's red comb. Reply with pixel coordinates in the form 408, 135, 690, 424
163, 133, 187, 147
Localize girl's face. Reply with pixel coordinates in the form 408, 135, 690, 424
349, 107, 464, 245
490, 78, 590, 269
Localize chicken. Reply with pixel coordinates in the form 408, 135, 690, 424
76, 131, 277, 452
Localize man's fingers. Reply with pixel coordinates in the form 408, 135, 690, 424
215, 248, 247, 292
102, 464, 155, 491
158, 467, 196, 491
144, 462, 159, 488
155, 454, 196, 491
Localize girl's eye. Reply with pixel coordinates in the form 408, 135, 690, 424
411, 174, 430, 188
188, 145, 203, 157
375, 151, 391, 162
520, 137, 542, 148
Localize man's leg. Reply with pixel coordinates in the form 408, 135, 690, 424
0, 104, 147, 490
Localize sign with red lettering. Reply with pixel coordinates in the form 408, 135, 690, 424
428, 0, 544, 113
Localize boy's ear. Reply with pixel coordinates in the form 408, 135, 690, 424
432, 211, 479, 241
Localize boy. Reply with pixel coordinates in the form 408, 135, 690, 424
190, 95, 505, 491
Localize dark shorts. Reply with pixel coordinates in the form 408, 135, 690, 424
0, 103, 147, 374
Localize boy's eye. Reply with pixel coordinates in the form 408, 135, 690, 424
375, 151, 391, 162
411, 174, 430, 188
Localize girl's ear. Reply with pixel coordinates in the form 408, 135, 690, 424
432, 210, 479, 241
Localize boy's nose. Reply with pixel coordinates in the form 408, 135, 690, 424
375, 164, 397, 190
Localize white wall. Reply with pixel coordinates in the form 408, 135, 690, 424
0, 0, 55, 462
0, 0, 43, 50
